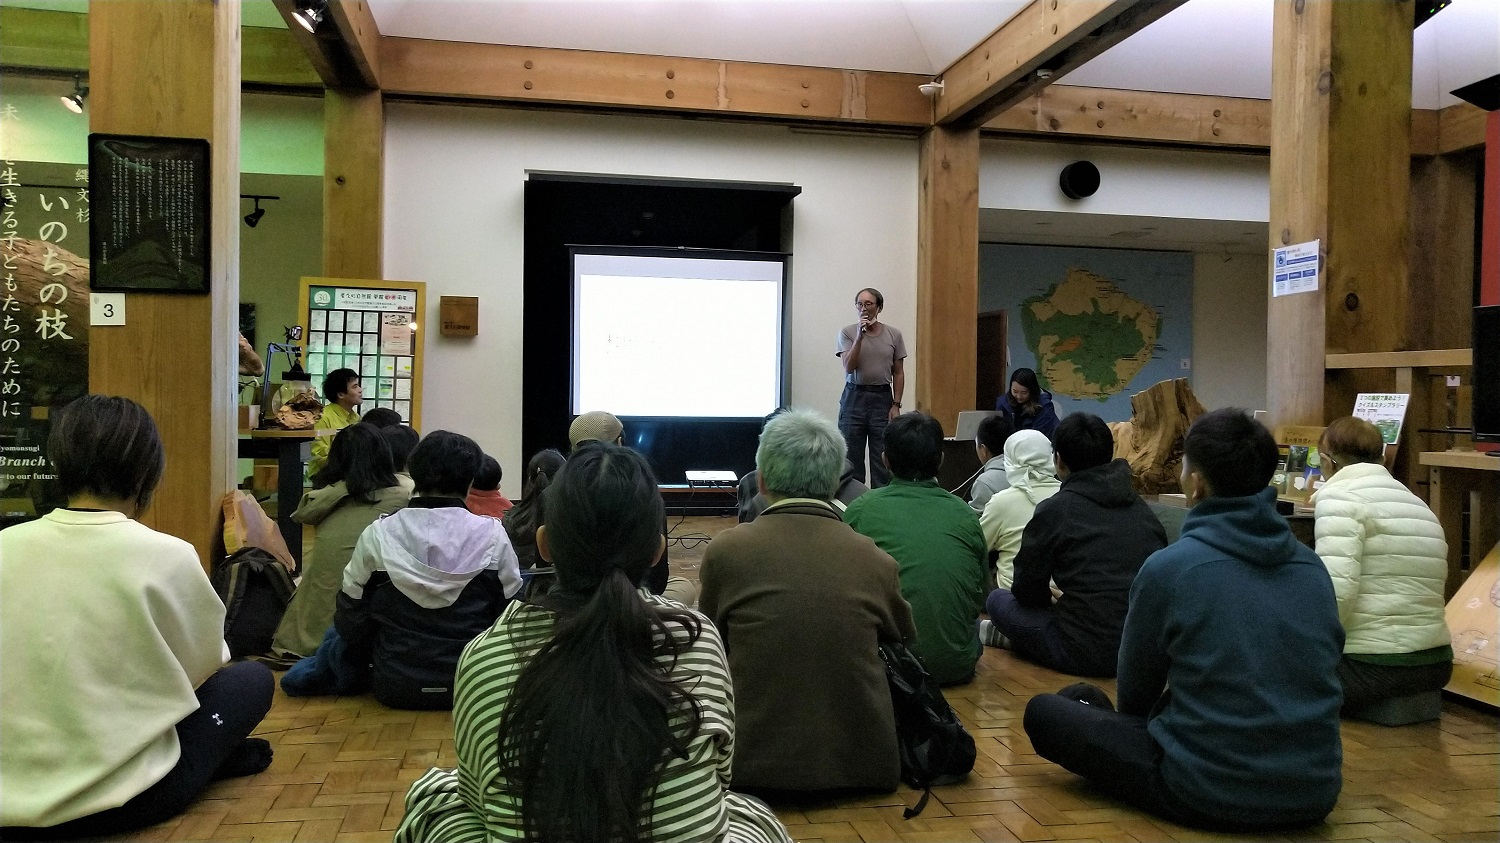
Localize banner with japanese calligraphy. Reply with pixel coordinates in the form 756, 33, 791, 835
299, 278, 425, 430
0, 160, 92, 521
88, 134, 210, 294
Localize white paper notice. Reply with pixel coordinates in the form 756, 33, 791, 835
1272, 240, 1320, 297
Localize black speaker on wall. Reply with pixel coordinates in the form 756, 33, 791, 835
1059, 160, 1100, 200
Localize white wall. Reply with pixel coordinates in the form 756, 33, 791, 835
980, 139, 1269, 222
1191, 251, 1268, 413
384, 106, 919, 495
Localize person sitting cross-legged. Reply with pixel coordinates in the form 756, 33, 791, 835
1022, 408, 1344, 831
978, 430, 1060, 590
395, 444, 792, 843
282, 430, 523, 709
1, 396, 274, 839
981, 413, 1166, 677
846, 411, 988, 685
701, 408, 915, 793
968, 413, 1015, 513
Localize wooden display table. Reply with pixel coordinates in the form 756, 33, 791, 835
1419, 451, 1500, 599
237, 429, 313, 566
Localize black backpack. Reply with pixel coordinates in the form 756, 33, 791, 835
211, 547, 297, 658
879, 641, 977, 818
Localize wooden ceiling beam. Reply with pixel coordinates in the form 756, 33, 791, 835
379, 37, 934, 127
270, 0, 380, 89
985, 85, 1271, 149
934, 0, 1187, 128
1438, 102, 1489, 154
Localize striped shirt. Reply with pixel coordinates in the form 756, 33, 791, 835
396, 590, 790, 843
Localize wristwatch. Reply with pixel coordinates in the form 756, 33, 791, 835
893, 402, 903, 408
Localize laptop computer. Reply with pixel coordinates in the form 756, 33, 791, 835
954, 410, 1000, 441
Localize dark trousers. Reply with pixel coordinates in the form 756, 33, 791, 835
1338, 655, 1453, 710
839, 383, 892, 487
986, 589, 1110, 678
1024, 686, 1323, 833
3, 661, 275, 840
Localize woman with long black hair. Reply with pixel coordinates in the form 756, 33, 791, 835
396, 443, 790, 843
995, 366, 1061, 440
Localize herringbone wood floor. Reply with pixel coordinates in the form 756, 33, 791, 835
112, 516, 1497, 843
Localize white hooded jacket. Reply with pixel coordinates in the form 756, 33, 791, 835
979, 430, 1061, 588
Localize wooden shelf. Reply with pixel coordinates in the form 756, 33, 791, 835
1420, 450, 1500, 471
1325, 349, 1472, 369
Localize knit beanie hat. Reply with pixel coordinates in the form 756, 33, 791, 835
568, 411, 623, 451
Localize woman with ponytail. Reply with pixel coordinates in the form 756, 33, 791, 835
396, 443, 792, 843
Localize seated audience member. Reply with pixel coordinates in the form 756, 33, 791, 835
1314, 416, 1452, 709
0, 396, 274, 837
968, 413, 1015, 512
979, 430, 1061, 589
270, 423, 411, 661
570, 410, 697, 606
846, 412, 988, 685
466, 454, 514, 518
395, 445, 792, 843
700, 408, 915, 793
995, 367, 1059, 440
739, 459, 869, 523
503, 448, 568, 572
361, 406, 404, 428
382, 423, 420, 494
285, 430, 522, 709
982, 413, 1166, 677
1024, 408, 1343, 831
310, 367, 362, 475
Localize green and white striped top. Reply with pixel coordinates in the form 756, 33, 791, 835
396, 590, 791, 843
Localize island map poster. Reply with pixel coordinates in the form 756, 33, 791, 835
979, 243, 1192, 423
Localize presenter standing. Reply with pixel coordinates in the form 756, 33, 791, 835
836, 288, 905, 487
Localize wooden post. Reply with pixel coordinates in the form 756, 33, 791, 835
323, 89, 384, 279
916, 126, 979, 434
1268, 0, 1413, 428
88, 0, 240, 566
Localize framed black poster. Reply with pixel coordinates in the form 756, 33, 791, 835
88, 133, 211, 293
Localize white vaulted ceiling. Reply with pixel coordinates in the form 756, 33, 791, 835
361, 0, 1500, 109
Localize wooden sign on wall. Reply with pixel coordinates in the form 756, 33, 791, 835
440, 296, 479, 337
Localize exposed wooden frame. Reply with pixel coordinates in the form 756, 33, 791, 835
984, 85, 1270, 149
271, 0, 380, 89
1438, 102, 1490, 154
933, 0, 1188, 128
379, 38, 933, 127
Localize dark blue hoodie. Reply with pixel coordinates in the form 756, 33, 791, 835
1118, 487, 1344, 826
996, 389, 1060, 440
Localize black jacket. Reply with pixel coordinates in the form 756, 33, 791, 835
1010, 459, 1167, 676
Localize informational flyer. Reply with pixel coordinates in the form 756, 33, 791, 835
1272, 239, 1320, 297
1352, 393, 1410, 445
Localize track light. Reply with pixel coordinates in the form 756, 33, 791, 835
60, 76, 88, 114
292, 0, 327, 33
241, 194, 280, 228
918, 81, 945, 97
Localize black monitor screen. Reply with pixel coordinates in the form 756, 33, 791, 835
1475, 305, 1500, 443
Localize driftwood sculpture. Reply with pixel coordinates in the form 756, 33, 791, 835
1107, 378, 1206, 495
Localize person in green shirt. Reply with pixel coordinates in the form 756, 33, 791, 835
845, 411, 989, 685
308, 368, 362, 476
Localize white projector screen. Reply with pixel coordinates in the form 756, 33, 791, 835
572, 251, 785, 417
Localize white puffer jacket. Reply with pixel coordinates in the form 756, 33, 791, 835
1312, 462, 1450, 655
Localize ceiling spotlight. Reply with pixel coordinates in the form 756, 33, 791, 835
242, 194, 280, 228
918, 81, 945, 97
292, 0, 327, 33
60, 76, 88, 114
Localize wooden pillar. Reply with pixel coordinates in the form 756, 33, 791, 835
1267, 0, 1413, 428
916, 125, 979, 434
88, 0, 239, 566
323, 88, 384, 278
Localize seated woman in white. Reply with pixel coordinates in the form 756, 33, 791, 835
979, 430, 1061, 589
0, 395, 274, 839
1313, 415, 1452, 710
396, 443, 791, 843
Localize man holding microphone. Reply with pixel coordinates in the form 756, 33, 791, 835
836, 287, 906, 488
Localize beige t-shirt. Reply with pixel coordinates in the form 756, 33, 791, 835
837, 323, 906, 386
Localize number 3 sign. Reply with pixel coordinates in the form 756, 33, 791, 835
90, 293, 126, 326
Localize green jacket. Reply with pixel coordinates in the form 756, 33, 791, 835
845, 477, 988, 684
